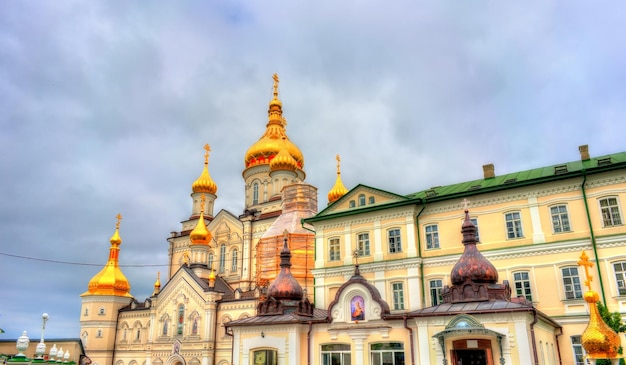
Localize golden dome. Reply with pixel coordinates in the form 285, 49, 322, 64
192, 144, 217, 195
190, 195, 212, 245
244, 74, 304, 170
270, 137, 298, 172
328, 154, 348, 203
81, 214, 133, 298
578, 251, 621, 360
153, 272, 161, 296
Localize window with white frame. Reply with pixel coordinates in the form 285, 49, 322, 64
561, 267, 583, 300
470, 218, 480, 242
219, 244, 226, 273
321, 344, 351, 365
357, 233, 370, 256
600, 197, 623, 227
513, 271, 533, 301
550, 205, 571, 233
349, 200, 355, 208
369, 196, 375, 204
388, 229, 402, 253
571, 336, 585, 365
252, 183, 259, 205
505, 212, 524, 239
208, 252, 214, 270
252, 349, 277, 365
231, 249, 238, 272
614, 261, 626, 296
370, 342, 405, 365
392, 282, 405, 310
358, 194, 366, 206
425, 224, 439, 249
329, 238, 341, 261
429, 279, 443, 306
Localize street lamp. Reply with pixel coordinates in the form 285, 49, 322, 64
35, 313, 49, 360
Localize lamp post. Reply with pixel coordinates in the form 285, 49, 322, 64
35, 313, 49, 360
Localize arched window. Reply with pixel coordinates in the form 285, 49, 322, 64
231, 249, 238, 272
368, 196, 375, 204
96, 329, 102, 338
358, 194, 366, 206
98, 307, 105, 315
177, 305, 185, 335
219, 244, 226, 273
253, 183, 259, 205
208, 252, 214, 270
162, 320, 169, 336
191, 317, 198, 335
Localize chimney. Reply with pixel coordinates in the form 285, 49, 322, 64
483, 164, 495, 179
579, 145, 590, 161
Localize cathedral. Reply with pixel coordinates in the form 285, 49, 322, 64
79, 75, 626, 365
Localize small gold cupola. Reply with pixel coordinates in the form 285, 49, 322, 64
578, 251, 621, 361
190, 195, 212, 246
270, 137, 298, 172
244, 74, 304, 170
327, 154, 348, 204
152, 272, 161, 296
192, 144, 217, 195
81, 214, 133, 298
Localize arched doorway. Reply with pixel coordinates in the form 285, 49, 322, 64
451, 339, 492, 365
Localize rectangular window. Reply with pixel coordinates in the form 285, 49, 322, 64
505, 212, 524, 239
329, 238, 341, 261
571, 336, 585, 365
357, 233, 370, 256
231, 250, 238, 272
470, 218, 480, 242
550, 205, 571, 233
388, 229, 402, 253
614, 262, 626, 296
562, 267, 583, 300
513, 271, 533, 301
321, 344, 351, 365
370, 342, 405, 365
429, 279, 443, 306
392, 282, 405, 310
425, 225, 439, 249
600, 197, 623, 226
253, 349, 277, 365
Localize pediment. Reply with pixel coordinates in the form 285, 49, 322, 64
317, 184, 410, 217
327, 271, 390, 324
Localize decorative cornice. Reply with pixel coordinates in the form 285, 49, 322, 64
314, 210, 415, 231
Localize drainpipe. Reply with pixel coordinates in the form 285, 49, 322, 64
581, 170, 607, 305
403, 314, 415, 365
530, 309, 539, 365
415, 200, 426, 306
554, 327, 563, 365
307, 321, 313, 365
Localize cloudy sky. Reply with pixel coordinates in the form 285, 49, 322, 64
1, 1, 625, 339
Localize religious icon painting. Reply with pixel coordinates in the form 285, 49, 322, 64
350, 295, 365, 321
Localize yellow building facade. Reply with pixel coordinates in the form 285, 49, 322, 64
79, 75, 625, 365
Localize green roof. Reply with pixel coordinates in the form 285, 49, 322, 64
407, 151, 626, 201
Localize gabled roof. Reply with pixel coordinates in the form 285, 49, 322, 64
408, 151, 626, 201
225, 308, 329, 327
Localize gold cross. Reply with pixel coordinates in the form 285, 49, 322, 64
577, 251, 594, 291
336, 154, 341, 174
115, 213, 122, 229
272, 73, 280, 98
203, 144, 211, 164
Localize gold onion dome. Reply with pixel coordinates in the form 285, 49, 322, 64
192, 144, 217, 195
328, 154, 348, 203
244, 74, 304, 169
190, 195, 212, 245
578, 251, 621, 360
153, 272, 161, 295
82, 214, 132, 297
270, 137, 298, 172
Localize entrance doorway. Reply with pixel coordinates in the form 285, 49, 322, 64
454, 349, 487, 365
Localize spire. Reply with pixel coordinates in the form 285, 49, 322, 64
450, 207, 498, 285
267, 230, 303, 300
578, 251, 621, 360
190, 194, 212, 245
327, 154, 348, 204
152, 272, 161, 296
244, 74, 304, 170
192, 144, 218, 195
82, 214, 132, 297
